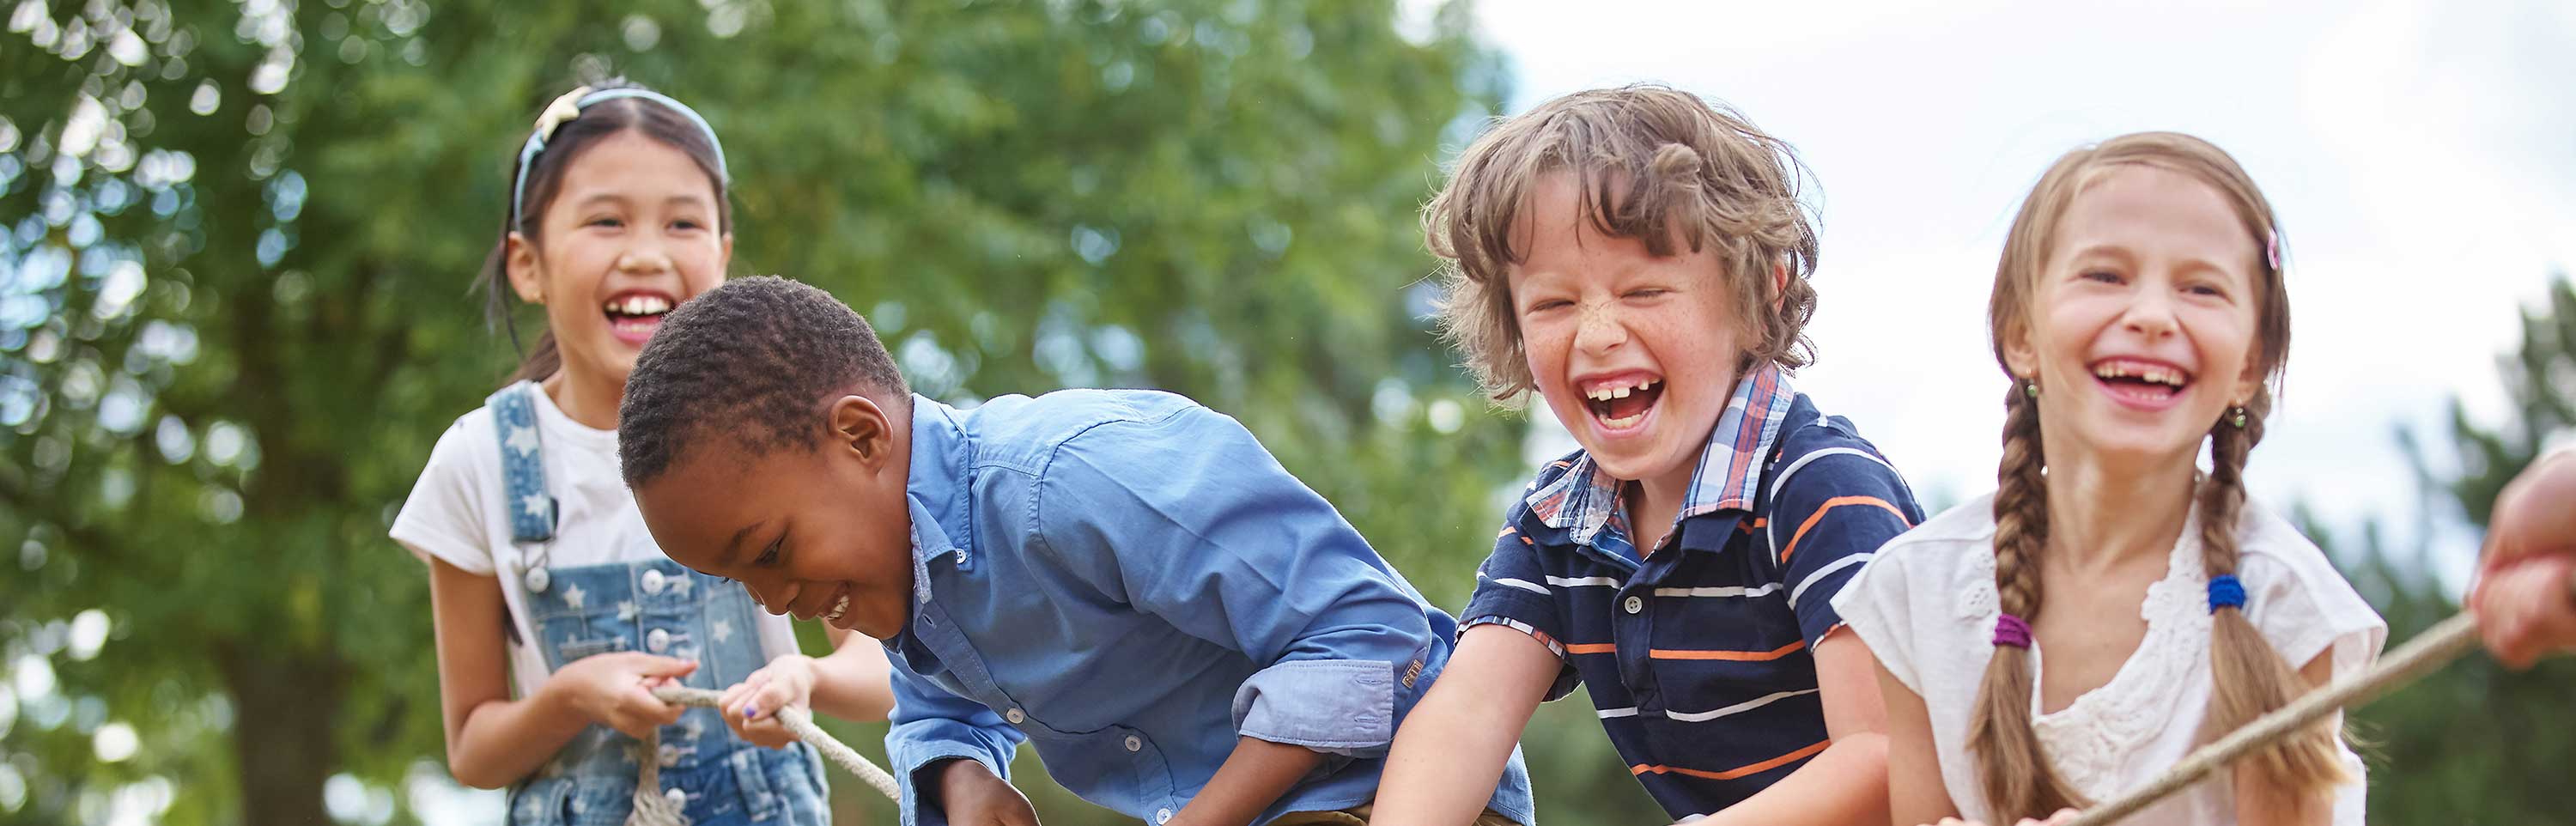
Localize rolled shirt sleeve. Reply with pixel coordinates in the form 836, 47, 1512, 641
885, 661, 1027, 826
1032, 405, 1437, 756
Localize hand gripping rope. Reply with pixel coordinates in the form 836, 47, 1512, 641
2064, 571, 2575, 826
618, 686, 903, 826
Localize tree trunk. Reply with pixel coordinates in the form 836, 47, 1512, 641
219, 644, 349, 826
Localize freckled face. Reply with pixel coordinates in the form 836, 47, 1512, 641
1510, 172, 1753, 493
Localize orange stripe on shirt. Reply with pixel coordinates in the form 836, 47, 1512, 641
1646, 640, 1807, 661
1778, 495, 1911, 563
1630, 739, 1831, 780
1565, 643, 1618, 654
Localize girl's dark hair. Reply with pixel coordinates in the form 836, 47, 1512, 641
478, 78, 732, 386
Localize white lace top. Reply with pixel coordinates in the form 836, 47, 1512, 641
1833, 492, 2385, 825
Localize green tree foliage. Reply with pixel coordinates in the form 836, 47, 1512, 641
0, 1, 1530, 823
2323, 276, 2576, 825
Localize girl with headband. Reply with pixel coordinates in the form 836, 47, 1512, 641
390, 80, 891, 825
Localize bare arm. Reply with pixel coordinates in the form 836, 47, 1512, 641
435, 556, 590, 782
1370, 624, 1559, 826
428, 559, 587, 788
1875, 647, 1958, 826
811, 624, 896, 721
1692, 628, 1891, 826
2232, 652, 2337, 826
1169, 738, 1329, 826
430, 559, 696, 788
719, 624, 899, 748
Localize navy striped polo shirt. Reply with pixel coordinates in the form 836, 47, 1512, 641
1461, 364, 1923, 818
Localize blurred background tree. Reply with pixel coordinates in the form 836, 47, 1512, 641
2329, 276, 2576, 826
0, 0, 2567, 824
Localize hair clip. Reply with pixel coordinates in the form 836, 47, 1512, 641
532, 85, 593, 146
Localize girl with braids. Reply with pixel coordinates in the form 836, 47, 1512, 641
1832, 132, 2383, 826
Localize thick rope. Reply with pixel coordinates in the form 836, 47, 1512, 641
2063, 611, 2482, 826
627, 728, 690, 826
650, 685, 905, 802
2069, 568, 2576, 825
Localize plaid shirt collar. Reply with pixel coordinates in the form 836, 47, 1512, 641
1526, 362, 1796, 549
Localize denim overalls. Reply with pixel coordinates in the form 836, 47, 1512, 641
489, 383, 830, 826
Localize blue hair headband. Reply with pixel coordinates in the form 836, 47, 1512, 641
507, 86, 729, 230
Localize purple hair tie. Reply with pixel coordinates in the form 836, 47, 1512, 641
1992, 613, 2033, 649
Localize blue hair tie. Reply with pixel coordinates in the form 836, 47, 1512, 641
508, 87, 728, 230
2207, 574, 2247, 613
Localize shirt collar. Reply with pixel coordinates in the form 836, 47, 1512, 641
904, 394, 975, 603
1526, 362, 1797, 547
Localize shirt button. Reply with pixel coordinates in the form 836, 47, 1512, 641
1005, 708, 1026, 724
1624, 596, 1644, 615
1124, 735, 1142, 752
663, 787, 687, 808
641, 569, 667, 595
1156, 809, 1174, 824
646, 629, 672, 653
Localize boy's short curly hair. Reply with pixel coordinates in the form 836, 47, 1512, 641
1425, 84, 1821, 399
618, 276, 910, 486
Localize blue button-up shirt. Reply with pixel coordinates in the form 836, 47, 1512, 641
883, 390, 1534, 826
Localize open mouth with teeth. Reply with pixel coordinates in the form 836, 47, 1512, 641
2089, 357, 2192, 405
1583, 375, 1664, 431
603, 290, 677, 347
823, 592, 849, 625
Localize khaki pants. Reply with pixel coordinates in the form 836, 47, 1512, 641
1267, 804, 1522, 826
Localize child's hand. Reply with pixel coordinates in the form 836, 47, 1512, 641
719, 654, 820, 749
548, 653, 697, 738
2474, 553, 2576, 669
937, 759, 1040, 826
2473, 450, 2576, 669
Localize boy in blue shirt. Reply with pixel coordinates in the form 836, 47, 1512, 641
616, 276, 1534, 826
1374, 85, 1920, 825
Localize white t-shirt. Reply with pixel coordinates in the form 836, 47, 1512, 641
1833, 491, 2386, 825
390, 383, 804, 699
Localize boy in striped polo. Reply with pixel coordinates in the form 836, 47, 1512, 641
1373, 85, 1922, 825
